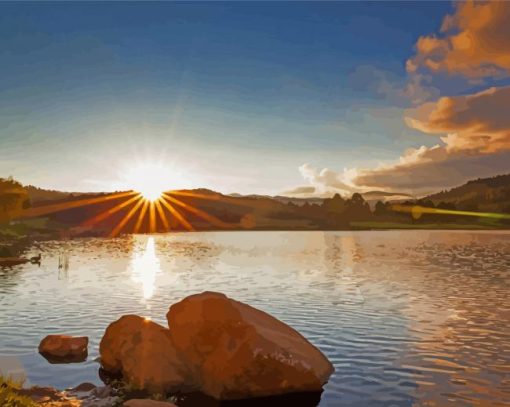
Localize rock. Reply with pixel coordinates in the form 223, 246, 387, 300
17, 385, 81, 406
123, 400, 178, 407
69, 382, 97, 392
99, 315, 188, 393
0, 257, 29, 267
92, 385, 111, 398
166, 292, 334, 400
38, 335, 88, 362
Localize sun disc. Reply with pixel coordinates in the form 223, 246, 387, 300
122, 163, 171, 202
139, 187, 163, 202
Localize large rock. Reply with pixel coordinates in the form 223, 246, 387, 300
99, 315, 188, 393
166, 292, 334, 400
38, 335, 88, 362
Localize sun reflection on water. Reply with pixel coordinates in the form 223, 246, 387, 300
130, 237, 161, 302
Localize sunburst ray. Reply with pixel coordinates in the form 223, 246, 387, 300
162, 193, 231, 229
149, 201, 157, 233
82, 193, 142, 227
110, 198, 145, 237
154, 199, 170, 231
22, 191, 137, 219
159, 196, 194, 231
134, 200, 150, 233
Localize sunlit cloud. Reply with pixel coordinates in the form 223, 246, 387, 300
298, 163, 359, 196
294, 1, 510, 196
405, 86, 510, 153
407, 1, 510, 80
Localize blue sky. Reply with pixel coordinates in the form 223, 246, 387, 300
0, 2, 465, 194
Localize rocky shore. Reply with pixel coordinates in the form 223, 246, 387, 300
9, 292, 334, 406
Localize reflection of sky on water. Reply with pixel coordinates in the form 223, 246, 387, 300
0, 231, 509, 405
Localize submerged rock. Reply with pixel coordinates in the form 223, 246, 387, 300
99, 315, 189, 393
38, 335, 88, 362
166, 291, 334, 400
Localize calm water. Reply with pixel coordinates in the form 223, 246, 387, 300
1, 231, 509, 406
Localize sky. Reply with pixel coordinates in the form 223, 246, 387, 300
1, 1, 509, 197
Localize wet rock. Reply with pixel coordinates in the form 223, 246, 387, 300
65, 384, 120, 407
16, 385, 81, 406
166, 291, 334, 400
92, 385, 112, 398
0, 257, 29, 267
123, 400, 178, 407
69, 383, 97, 392
99, 315, 189, 393
39, 334, 88, 362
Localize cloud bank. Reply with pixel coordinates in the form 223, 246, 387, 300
295, 1, 510, 197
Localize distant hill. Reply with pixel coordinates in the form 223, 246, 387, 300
3, 174, 509, 236
426, 174, 510, 213
25, 185, 84, 204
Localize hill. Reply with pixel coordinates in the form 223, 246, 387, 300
426, 174, 510, 213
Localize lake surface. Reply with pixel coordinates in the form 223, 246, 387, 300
1, 231, 509, 406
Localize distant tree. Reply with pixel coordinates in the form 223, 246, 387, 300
0, 177, 29, 224
374, 200, 388, 217
322, 193, 346, 214
345, 193, 372, 221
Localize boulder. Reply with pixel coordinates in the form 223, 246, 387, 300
38, 335, 88, 362
166, 292, 334, 400
99, 315, 189, 393
123, 400, 178, 407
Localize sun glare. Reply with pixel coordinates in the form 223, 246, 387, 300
140, 187, 163, 202
123, 163, 170, 202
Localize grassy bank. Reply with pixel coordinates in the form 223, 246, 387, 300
0, 376, 36, 407
349, 221, 499, 230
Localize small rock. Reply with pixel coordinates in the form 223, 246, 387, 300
92, 385, 111, 398
17, 385, 64, 402
39, 334, 88, 362
69, 382, 97, 392
123, 399, 178, 407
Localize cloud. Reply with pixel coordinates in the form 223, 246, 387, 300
298, 84, 510, 195
407, 1, 510, 80
352, 147, 510, 194
347, 65, 439, 105
282, 185, 317, 197
351, 85, 510, 193
298, 163, 359, 196
293, 1, 510, 196
405, 85, 510, 152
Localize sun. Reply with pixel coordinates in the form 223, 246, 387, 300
122, 163, 171, 202
139, 186, 163, 202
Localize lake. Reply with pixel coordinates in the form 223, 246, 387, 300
1, 231, 509, 406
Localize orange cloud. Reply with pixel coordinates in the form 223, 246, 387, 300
349, 85, 510, 193
407, 1, 510, 79
405, 86, 510, 153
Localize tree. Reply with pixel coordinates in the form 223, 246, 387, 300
374, 200, 387, 217
345, 193, 372, 221
0, 177, 29, 224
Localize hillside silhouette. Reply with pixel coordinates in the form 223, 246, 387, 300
1, 174, 509, 240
